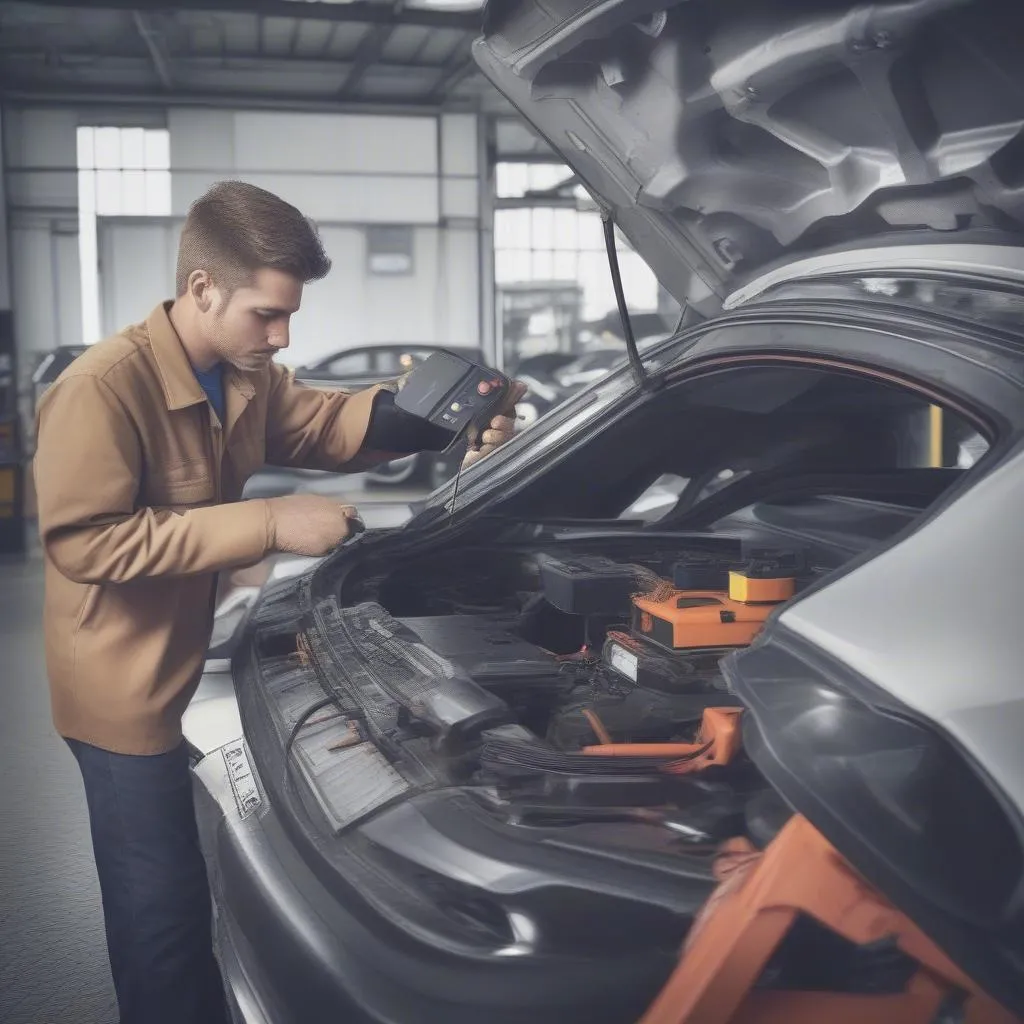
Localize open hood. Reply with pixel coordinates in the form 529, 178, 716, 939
474, 0, 1024, 316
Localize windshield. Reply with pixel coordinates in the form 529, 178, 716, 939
423, 332, 687, 511
428, 329, 987, 533
505, 364, 984, 527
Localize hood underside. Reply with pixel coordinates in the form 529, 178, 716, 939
474, 0, 1024, 315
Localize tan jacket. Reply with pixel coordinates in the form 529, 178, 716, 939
34, 302, 385, 755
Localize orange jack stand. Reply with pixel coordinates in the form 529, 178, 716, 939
639, 815, 1017, 1024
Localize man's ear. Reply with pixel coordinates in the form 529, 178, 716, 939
188, 269, 219, 313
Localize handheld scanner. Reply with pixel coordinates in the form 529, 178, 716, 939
395, 350, 510, 453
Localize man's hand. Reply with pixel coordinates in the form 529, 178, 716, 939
266, 495, 364, 556
462, 380, 529, 470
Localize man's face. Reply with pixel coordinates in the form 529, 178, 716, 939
206, 268, 303, 372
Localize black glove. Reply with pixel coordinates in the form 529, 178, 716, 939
362, 389, 453, 454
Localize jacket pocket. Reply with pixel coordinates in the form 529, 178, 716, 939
144, 465, 216, 509
153, 478, 216, 506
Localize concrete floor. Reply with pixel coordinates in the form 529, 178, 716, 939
0, 481, 425, 1023
0, 546, 119, 1024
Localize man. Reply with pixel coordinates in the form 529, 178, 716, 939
33, 180, 524, 1024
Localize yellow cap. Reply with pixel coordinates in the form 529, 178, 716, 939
729, 571, 795, 604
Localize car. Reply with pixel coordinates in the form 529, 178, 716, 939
297, 344, 489, 488
552, 335, 667, 389
185, 1, 1024, 1021
296, 343, 483, 389
509, 350, 578, 381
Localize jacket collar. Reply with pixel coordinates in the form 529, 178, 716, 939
146, 301, 257, 413
147, 301, 208, 412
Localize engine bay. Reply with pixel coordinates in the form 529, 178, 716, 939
344, 541, 807, 738
236, 494, 1019, 1016
250, 538, 824, 848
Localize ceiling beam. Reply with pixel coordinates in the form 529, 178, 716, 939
318, 19, 341, 58
427, 44, 478, 103
132, 11, 174, 89
286, 15, 302, 56
0, 47, 463, 75
405, 28, 434, 65
0, 82, 481, 115
18, 0, 481, 31
337, 23, 393, 98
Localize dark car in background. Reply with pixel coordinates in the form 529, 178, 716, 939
296, 343, 482, 389
187, 2, 1024, 1021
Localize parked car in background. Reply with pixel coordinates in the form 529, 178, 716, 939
508, 351, 577, 381
552, 335, 667, 390
297, 343, 481, 389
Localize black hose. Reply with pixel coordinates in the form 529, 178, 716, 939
283, 698, 365, 791
481, 735, 712, 777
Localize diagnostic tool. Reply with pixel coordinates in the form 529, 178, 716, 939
395, 350, 510, 453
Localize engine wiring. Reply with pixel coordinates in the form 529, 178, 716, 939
283, 695, 366, 792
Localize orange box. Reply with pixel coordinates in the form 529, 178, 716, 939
632, 590, 774, 651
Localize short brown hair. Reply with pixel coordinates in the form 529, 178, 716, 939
175, 180, 331, 296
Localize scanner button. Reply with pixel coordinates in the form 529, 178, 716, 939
477, 381, 492, 395
450, 402, 462, 412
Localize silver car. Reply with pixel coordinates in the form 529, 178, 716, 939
187, 1, 1024, 1020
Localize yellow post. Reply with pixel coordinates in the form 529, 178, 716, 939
929, 405, 944, 468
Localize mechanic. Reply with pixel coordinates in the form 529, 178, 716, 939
32, 180, 524, 1024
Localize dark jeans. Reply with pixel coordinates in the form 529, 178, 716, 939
66, 737, 231, 1024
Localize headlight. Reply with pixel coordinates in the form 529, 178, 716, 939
726, 641, 1023, 931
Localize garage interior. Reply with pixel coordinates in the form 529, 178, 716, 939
4, 1, 1011, 1023
0, 2, 677, 1021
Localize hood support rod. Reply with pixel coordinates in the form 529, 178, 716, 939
602, 209, 647, 389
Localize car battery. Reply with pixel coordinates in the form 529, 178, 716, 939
399, 615, 568, 699
602, 632, 728, 694
536, 554, 640, 616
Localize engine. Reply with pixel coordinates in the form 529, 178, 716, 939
250, 540, 812, 845
334, 544, 805, 799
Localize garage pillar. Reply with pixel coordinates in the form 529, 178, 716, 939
0, 109, 26, 555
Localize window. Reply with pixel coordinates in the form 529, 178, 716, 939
369, 348, 434, 374
494, 197, 658, 320
326, 352, 372, 376
494, 161, 661, 367
324, 348, 435, 377
78, 126, 172, 345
